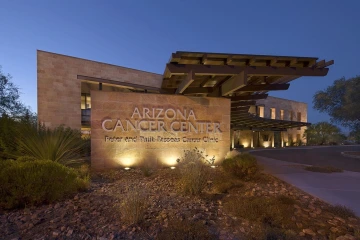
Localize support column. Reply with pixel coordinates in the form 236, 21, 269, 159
281, 132, 284, 147
272, 132, 275, 148
230, 129, 234, 149
251, 131, 254, 148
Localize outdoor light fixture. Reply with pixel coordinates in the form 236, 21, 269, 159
170, 166, 176, 170
211, 165, 216, 168
124, 167, 130, 170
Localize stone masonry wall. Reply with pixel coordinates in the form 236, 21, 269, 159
91, 91, 230, 170
37, 50, 163, 129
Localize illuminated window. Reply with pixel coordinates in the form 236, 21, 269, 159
270, 108, 276, 119
257, 106, 264, 118
81, 93, 91, 109
280, 110, 284, 120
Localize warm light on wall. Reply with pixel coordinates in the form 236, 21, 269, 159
242, 141, 249, 148
117, 157, 137, 167
161, 155, 179, 166
263, 141, 270, 148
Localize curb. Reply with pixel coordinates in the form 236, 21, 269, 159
341, 152, 360, 159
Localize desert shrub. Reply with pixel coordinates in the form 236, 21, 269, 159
157, 218, 217, 240
17, 155, 37, 162
222, 153, 260, 181
224, 196, 296, 229
213, 175, 244, 194
326, 204, 356, 219
0, 160, 87, 209
276, 195, 296, 205
15, 124, 88, 166
120, 187, 148, 224
177, 148, 214, 195
140, 162, 155, 177
248, 225, 296, 240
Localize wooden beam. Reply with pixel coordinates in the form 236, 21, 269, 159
290, 58, 298, 66
230, 94, 268, 101
270, 58, 277, 66
236, 84, 290, 92
231, 101, 256, 108
175, 71, 195, 94
165, 63, 329, 76
182, 87, 213, 94
226, 57, 233, 65
200, 76, 213, 87
201, 54, 208, 64
77, 75, 165, 93
221, 71, 247, 96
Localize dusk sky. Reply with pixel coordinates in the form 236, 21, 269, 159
1, 0, 359, 129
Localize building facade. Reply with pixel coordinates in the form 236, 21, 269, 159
37, 50, 333, 169
234, 96, 307, 149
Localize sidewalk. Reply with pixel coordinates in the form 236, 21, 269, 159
255, 155, 360, 216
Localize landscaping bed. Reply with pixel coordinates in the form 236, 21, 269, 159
1, 166, 359, 239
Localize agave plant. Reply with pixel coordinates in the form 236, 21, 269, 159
15, 124, 89, 166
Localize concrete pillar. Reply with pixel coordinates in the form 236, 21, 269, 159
281, 132, 284, 147
272, 132, 275, 147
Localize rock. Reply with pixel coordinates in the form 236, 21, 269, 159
52, 231, 59, 237
330, 227, 340, 233
302, 228, 316, 236
334, 217, 346, 224
296, 222, 303, 228
66, 229, 73, 236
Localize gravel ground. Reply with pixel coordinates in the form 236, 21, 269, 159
0, 168, 359, 240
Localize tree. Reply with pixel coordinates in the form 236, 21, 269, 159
0, 66, 29, 117
304, 122, 344, 145
0, 67, 36, 160
313, 76, 360, 131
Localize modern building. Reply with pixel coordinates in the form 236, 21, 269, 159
233, 96, 307, 149
37, 50, 333, 169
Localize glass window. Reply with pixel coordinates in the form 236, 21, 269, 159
81, 94, 91, 109
270, 108, 276, 119
257, 106, 264, 118
280, 110, 284, 120
81, 95, 86, 110
86, 95, 91, 109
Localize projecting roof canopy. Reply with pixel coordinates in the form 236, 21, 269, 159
161, 51, 333, 131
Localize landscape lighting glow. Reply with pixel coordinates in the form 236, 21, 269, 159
170, 166, 176, 170
124, 167, 130, 170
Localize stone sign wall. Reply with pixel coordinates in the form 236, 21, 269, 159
91, 91, 230, 170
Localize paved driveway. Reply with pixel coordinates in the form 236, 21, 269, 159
251, 145, 360, 172
250, 146, 360, 216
